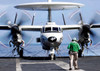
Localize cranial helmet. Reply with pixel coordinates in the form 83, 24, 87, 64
72, 37, 77, 41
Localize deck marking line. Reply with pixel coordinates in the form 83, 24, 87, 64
55, 61, 85, 71
16, 59, 22, 71
20, 60, 85, 71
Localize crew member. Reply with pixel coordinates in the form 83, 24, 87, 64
67, 38, 80, 70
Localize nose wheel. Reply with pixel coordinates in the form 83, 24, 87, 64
49, 54, 56, 60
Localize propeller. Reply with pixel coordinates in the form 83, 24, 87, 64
81, 25, 95, 37
85, 11, 100, 36
0, 11, 32, 44
88, 11, 100, 44
70, 10, 95, 37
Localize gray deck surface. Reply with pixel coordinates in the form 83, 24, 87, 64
0, 56, 100, 71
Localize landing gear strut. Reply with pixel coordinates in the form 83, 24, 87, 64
78, 49, 82, 57
49, 54, 56, 60
20, 48, 23, 58
12, 47, 24, 58
49, 48, 56, 60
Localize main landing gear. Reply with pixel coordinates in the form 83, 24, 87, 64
12, 47, 24, 58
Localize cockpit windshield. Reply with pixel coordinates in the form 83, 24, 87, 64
42, 27, 62, 33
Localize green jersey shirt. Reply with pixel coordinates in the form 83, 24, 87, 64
67, 41, 80, 52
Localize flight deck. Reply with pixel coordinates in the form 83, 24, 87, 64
0, 56, 100, 71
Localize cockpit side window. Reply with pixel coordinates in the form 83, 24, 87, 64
45, 27, 51, 32
59, 27, 62, 32
53, 27, 58, 32
42, 27, 45, 33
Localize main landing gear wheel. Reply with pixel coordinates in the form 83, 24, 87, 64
20, 48, 23, 58
17, 47, 23, 58
78, 49, 82, 57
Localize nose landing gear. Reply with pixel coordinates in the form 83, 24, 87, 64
49, 47, 56, 60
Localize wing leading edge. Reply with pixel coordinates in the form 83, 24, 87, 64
0, 25, 42, 31
61, 24, 100, 30
20, 25, 43, 31
60, 25, 81, 30
91, 24, 100, 28
0, 24, 100, 31
0, 25, 10, 30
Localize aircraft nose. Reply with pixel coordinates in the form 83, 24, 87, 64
48, 36, 57, 42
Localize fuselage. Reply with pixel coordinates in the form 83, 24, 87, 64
40, 22, 63, 50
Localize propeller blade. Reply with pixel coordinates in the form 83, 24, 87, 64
69, 10, 84, 24
7, 32, 12, 38
0, 30, 11, 44
17, 10, 32, 26
67, 34, 72, 41
89, 20, 95, 25
89, 11, 100, 25
62, 13, 66, 25
31, 13, 35, 25
0, 41, 9, 48
14, 13, 17, 24
79, 12, 83, 25
22, 10, 35, 25
17, 12, 31, 26
21, 31, 33, 44
89, 30, 95, 36
0, 11, 10, 25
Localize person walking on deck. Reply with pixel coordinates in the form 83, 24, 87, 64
67, 38, 80, 70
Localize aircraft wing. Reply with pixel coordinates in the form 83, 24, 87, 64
20, 25, 43, 31
0, 25, 10, 30
60, 25, 81, 30
91, 24, 100, 28
60, 24, 100, 30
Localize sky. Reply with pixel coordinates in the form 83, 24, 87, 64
0, 0, 100, 45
